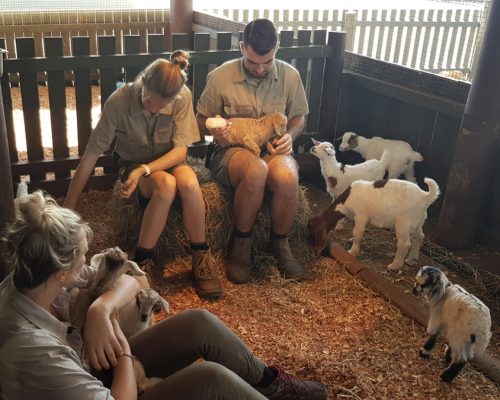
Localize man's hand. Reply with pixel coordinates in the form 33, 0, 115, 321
209, 118, 233, 147
270, 133, 293, 155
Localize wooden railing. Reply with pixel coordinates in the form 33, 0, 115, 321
2, 30, 343, 196
204, 7, 484, 75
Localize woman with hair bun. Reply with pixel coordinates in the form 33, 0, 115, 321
0, 191, 327, 400
65, 52, 221, 301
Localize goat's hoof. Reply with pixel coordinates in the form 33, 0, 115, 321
387, 263, 402, 271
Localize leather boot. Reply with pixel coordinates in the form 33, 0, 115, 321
191, 248, 222, 300
270, 237, 305, 280
226, 236, 252, 284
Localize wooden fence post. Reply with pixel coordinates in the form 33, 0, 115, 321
342, 11, 356, 52
0, 48, 15, 239
319, 31, 346, 142
437, 0, 500, 249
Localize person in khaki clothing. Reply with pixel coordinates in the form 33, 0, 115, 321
196, 19, 309, 283
64, 51, 221, 300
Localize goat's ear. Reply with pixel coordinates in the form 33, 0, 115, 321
160, 298, 170, 314
311, 138, 321, 146
273, 121, 284, 136
90, 253, 105, 269
126, 260, 146, 276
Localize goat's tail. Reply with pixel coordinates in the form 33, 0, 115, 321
424, 178, 440, 205
411, 151, 424, 162
379, 149, 391, 169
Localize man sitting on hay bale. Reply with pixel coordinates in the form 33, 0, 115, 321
196, 18, 309, 283
64, 52, 222, 301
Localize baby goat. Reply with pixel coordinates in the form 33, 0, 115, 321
308, 178, 440, 271
413, 266, 491, 383
119, 288, 170, 338
339, 132, 423, 182
310, 138, 389, 200
69, 247, 145, 331
206, 112, 287, 156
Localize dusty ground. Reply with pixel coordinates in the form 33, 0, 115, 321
69, 184, 500, 400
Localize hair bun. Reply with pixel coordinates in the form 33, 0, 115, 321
170, 50, 190, 70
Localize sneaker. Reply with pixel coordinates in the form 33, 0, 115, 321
257, 365, 327, 400
191, 249, 222, 301
226, 236, 252, 284
270, 238, 305, 280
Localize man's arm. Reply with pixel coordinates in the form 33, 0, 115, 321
286, 115, 306, 141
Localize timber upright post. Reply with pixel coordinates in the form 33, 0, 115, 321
170, 0, 194, 49
437, 0, 500, 249
319, 31, 346, 142
0, 48, 15, 229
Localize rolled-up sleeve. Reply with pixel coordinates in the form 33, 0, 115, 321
172, 87, 201, 147
85, 100, 118, 157
196, 71, 223, 118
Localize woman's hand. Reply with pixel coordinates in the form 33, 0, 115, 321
84, 304, 123, 371
120, 167, 145, 198
270, 133, 293, 155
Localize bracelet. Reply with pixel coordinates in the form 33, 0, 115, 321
119, 353, 135, 364
141, 164, 151, 177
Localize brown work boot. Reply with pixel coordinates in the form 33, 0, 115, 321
191, 249, 222, 301
270, 237, 305, 280
257, 365, 327, 400
226, 236, 252, 284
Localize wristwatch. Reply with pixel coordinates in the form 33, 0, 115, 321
141, 164, 152, 177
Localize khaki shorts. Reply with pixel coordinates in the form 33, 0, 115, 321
208, 145, 298, 189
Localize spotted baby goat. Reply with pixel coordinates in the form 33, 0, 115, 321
308, 178, 440, 271
339, 132, 423, 181
413, 266, 491, 383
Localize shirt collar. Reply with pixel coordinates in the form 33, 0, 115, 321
234, 58, 279, 84
2, 274, 69, 342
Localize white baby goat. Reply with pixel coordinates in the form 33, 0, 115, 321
308, 178, 440, 271
310, 138, 389, 200
339, 131, 423, 182
413, 266, 491, 383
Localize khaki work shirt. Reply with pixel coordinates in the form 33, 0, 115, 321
86, 83, 200, 164
197, 58, 309, 120
0, 268, 113, 400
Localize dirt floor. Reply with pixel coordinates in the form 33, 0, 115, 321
68, 183, 500, 400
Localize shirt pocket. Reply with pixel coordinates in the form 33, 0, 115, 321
262, 102, 287, 115
223, 105, 255, 118
154, 115, 174, 144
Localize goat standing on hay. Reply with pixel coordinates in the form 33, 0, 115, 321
64, 51, 222, 301
413, 266, 491, 383
308, 178, 440, 271
196, 18, 310, 284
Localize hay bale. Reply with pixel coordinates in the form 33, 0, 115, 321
109, 158, 313, 265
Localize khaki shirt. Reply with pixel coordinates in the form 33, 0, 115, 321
86, 83, 200, 164
0, 269, 113, 400
197, 58, 309, 120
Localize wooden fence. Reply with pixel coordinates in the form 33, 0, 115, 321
1, 30, 343, 196
0, 9, 170, 58
206, 7, 483, 75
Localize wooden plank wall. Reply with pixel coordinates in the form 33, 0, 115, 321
2, 30, 333, 196
206, 7, 482, 75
